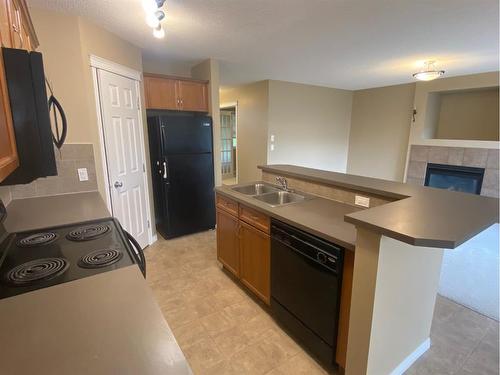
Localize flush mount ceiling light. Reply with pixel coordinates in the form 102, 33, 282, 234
143, 0, 167, 39
412, 61, 445, 81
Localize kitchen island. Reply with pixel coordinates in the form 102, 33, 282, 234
215, 164, 499, 375
0, 193, 191, 375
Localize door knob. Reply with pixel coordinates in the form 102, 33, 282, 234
114, 181, 123, 188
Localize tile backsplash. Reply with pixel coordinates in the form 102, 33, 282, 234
1, 144, 98, 203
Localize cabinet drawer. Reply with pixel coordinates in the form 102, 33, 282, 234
239, 205, 270, 234
216, 194, 238, 216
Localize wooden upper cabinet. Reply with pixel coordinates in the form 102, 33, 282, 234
144, 76, 178, 110
177, 80, 208, 112
0, 0, 12, 47
0, 0, 38, 183
143, 74, 209, 112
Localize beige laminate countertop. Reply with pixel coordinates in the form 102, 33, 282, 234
4, 192, 110, 232
259, 164, 499, 248
216, 183, 361, 250
0, 266, 192, 375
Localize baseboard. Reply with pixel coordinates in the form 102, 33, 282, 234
389, 338, 430, 375
150, 234, 158, 245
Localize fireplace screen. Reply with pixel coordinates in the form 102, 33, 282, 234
424, 163, 484, 195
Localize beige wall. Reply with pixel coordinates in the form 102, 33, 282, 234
347, 83, 415, 181
30, 8, 156, 232
436, 88, 499, 141
409, 71, 500, 145
367, 236, 444, 374
31, 9, 92, 144
142, 55, 193, 77
346, 229, 444, 375
220, 81, 269, 183
191, 59, 222, 186
268, 80, 353, 172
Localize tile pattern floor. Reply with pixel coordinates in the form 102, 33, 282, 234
145, 230, 499, 375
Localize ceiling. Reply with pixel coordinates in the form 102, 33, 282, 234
28, 0, 499, 90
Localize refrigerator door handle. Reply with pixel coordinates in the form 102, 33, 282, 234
162, 161, 168, 180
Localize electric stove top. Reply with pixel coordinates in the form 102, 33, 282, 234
0, 217, 144, 300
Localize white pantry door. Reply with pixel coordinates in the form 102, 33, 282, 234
97, 69, 149, 248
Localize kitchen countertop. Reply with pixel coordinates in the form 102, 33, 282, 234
0, 266, 192, 375
4, 192, 110, 232
216, 183, 361, 250
259, 164, 499, 248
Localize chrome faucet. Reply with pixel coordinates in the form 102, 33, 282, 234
276, 176, 291, 191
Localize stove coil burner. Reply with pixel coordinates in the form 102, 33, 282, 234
78, 249, 123, 268
17, 232, 58, 247
66, 224, 111, 242
5, 258, 69, 286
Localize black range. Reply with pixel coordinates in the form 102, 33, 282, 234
0, 201, 146, 300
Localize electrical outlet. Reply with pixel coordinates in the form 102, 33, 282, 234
355, 195, 370, 208
270, 134, 275, 142
77, 168, 89, 182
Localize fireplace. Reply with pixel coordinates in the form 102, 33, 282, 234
424, 163, 485, 195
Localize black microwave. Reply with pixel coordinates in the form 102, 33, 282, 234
0, 47, 57, 185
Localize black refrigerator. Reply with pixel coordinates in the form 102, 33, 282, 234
147, 112, 215, 239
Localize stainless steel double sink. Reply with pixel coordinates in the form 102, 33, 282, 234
231, 182, 311, 207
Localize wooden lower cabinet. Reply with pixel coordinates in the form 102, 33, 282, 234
216, 208, 240, 277
216, 195, 271, 305
239, 221, 270, 304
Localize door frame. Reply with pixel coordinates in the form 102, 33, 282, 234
90, 55, 156, 246
220, 101, 238, 183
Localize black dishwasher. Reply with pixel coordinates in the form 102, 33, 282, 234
271, 219, 344, 366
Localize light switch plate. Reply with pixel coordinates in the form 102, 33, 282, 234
355, 195, 370, 207
270, 144, 275, 151
77, 168, 89, 182
270, 134, 275, 142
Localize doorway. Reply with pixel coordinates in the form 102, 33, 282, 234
220, 103, 237, 185
90, 56, 153, 249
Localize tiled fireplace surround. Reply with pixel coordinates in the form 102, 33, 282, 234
406, 145, 499, 198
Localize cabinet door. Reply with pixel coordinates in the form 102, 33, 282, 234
178, 80, 208, 112
0, 0, 12, 47
216, 208, 240, 277
144, 76, 178, 110
239, 221, 270, 305
0, 48, 18, 182
7, 0, 22, 49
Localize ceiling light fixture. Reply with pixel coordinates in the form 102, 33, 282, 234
146, 13, 160, 28
412, 61, 445, 81
153, 25, 165, 39
143, 0, 167, 39
142, 0, 157, 13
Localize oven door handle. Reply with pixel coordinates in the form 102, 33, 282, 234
124, 230, 146, 278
